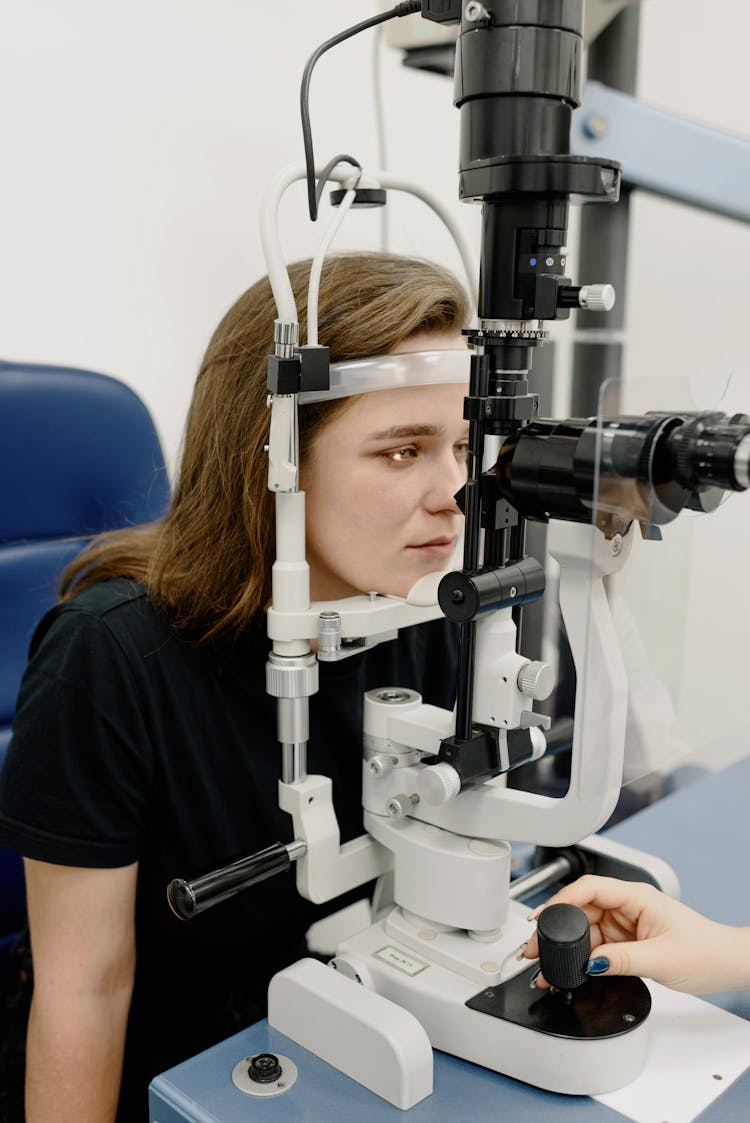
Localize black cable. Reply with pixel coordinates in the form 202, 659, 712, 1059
300, 1, 422, 222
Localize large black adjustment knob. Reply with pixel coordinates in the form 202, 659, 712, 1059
537, 903, 591, 991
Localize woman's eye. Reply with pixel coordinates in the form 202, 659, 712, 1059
454, 441, 470, 460
383, 447, 418, 463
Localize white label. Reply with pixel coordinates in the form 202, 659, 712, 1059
375, 945, 428, 977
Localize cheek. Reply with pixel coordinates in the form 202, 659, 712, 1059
307, 464, 413, 545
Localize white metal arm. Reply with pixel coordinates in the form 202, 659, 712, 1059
411, 521, 632, 845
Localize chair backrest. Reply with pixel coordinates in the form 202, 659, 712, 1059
0, 360, 170, 1013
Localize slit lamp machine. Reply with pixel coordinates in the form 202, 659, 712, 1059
167, 1, 750, 1108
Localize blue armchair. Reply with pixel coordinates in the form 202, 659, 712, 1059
0, 360, 170, 1033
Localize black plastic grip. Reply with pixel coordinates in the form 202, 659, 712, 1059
537, 903, 591, 990
167, 842, 293, 920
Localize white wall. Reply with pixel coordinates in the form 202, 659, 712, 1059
2, 0, 479, 471
4, 1, 750, 766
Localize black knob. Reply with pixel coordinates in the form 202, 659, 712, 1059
537, 903, 591, 990
248, 1053, 282, 1084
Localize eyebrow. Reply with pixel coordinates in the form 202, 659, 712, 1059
366, 423, 449, 441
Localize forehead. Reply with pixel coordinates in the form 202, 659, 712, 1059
333, 382, 468, 439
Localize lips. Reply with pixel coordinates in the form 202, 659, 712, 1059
407, 537, 457, 556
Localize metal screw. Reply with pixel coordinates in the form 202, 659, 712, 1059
387, 793, 419, 818
465, 1, 489, 21
611, 533, 623, 556
622, 1013, 636, 1023
509, 585, 518, 598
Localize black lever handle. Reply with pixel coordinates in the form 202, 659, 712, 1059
167, 840, 305, 920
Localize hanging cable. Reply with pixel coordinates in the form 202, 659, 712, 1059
372, 28, 389, 251
300, 1, 421, 222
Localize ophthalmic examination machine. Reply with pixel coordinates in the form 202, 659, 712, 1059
164, 1, 750, 1110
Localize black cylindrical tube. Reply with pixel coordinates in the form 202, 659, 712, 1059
479, 198, 569, 321
439, 556, 545, 624
168, 842, 293, 920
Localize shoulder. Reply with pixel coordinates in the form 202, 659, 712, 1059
35, 577, 163, 646
28, 578, 173, 687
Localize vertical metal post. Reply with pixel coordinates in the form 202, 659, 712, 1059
571, 6, 640, 415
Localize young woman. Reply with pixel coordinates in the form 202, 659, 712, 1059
0, 252, 471, 1122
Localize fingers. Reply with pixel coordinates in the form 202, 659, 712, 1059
542, 875, 656, 917
519, 875, 659, 967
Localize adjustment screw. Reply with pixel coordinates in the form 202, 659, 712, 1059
387, 794, 419, 819
578, 284, 616, 312
518, 661, 555, 701
369, 754, 395, 778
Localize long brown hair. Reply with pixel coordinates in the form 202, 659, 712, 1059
61, 252, 469, 642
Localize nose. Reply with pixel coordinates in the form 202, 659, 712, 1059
424, 448, 466, 515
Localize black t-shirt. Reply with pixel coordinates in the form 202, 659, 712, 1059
0, 578, 457, 1120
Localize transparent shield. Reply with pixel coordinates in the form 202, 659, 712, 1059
595, 372, 750, 795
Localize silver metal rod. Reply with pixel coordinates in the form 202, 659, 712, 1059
508, 855, 573, 901
286, 839, 307, 862
281, 742, 308, 784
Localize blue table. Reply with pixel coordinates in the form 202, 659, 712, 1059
150, 757, 750, 1122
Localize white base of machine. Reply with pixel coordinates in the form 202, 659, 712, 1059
340, 899, 648, 1096
268, 957, 433, 1110
269, 895, 649, 1107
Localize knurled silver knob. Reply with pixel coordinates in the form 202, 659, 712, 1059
416, 763, 462, 805
265, 654, 318, 698
317, 611, 342, 660
369, 754, 395, 778
517, 660, 555, 701
578, 284, 616, 312
273, 319, 298, 358
386, 794, 419, 819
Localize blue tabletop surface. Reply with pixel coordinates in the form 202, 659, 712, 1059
151, 756, 750, 1122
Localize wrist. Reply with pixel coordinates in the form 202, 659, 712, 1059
728, 926, 750, 991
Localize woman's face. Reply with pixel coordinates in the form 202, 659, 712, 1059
302, 332, 469, 601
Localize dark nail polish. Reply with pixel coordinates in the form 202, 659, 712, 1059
587, 956, 610, 975
529, 968, 541, 988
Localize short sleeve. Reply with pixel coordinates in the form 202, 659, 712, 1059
0, 606, 154, 867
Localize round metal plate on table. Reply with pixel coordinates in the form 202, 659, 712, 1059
231, 1054, 298, 1097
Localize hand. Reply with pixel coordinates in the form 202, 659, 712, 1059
521, 875, 750, 995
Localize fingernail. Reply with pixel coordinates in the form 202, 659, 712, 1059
587, 957, 610, 975
514, 942, 527, 961
529, 968, 541, 988
526, 906, 542, 921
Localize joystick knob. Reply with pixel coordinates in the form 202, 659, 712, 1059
537, 903, 591, 990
